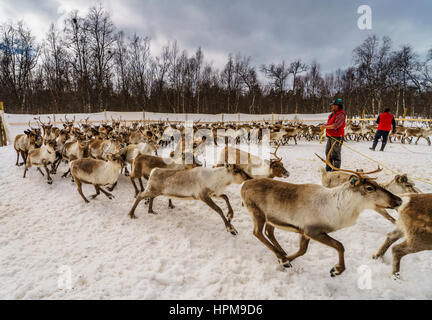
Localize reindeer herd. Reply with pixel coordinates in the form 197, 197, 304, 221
11, 115, 432, 279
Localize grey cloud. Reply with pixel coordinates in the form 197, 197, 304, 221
1, 0, 431, 74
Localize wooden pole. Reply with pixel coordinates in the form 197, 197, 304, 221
402, 108, 408, 126
0, 101, 6, 146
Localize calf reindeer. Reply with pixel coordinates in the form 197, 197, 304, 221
127, 165, 252, 236
23, 140, 57, 184
373, 193, 432, 277
70, 153, 124, 203
240, 143, 402, 276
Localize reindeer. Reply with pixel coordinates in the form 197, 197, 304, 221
23, 140, 57, 184
13, 128, 38, 166
123, 142, 158, 176
35, 116, 57, 143
240, 143, 402, 276
127, 164, 252, 237
372, 193, 432, 277
281, 125, 302, 145
216, 142, 289, 179
61, 135, 88, 178
402, 127, 432, 146
129, 153, 200, 198
70, 153, 124, 203
88, 138, 124, 160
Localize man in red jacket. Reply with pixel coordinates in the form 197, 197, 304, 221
370, 108, 396, 152
320, 98, 346, 171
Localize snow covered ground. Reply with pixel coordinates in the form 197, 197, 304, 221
0, 138, 431, 300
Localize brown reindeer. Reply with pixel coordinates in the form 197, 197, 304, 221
240, 143, 402, 276
373, 193, 432, 277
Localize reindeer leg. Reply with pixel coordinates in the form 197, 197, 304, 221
220, 194, 234, 222
168, 199, 175, 209
19, 151, 26, 166
246, 203, 289, 265
107, 181, 117, 192
91, 185, 101, 199
147, 197, 157, 214
23, 164, 29, 178
305, 230, 345, 277
37, 167, 45, 177
62, 169, 70, 178
285, 234, 310, 263
15, 150, 20, 166
43, 163, 52, 184
99, 187, 114, 200
201, 194, 238, 236
128, 193, 147, 218
139, 178, 145, 192
264, 224, 288, 256
75, 178, 89, 203
391, 240, 423, 277
130, 178, 140, 197
373, 228, 404, 259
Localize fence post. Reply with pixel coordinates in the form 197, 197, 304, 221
272, 112, 274, 124
0, 101, 6, 146
104, 108, 107, 122
402, 108, 407, 126
362, 108, 365, 127
221, 114, 224, 122
142, 108, 145, 122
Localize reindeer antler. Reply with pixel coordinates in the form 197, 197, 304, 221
271, 141, 282, 161
315, 141, 382, 176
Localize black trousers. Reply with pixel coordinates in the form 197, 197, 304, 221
325, 137, 344, 172
372, 130, 390, 151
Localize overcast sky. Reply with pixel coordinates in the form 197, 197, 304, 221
1, 0, 431, 74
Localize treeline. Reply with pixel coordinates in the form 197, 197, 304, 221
1, 5, 432, 117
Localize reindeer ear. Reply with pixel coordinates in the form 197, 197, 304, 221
401, 174, 408, 183
395, 175, 401, 183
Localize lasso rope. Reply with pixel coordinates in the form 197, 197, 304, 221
326, 135, 432, 186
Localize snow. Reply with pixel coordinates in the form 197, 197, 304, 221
1, 134, 432, 299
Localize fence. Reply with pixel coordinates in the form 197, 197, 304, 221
0, 107, 431, 146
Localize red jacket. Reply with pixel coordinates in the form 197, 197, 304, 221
326, 110, 346, 137
377, 112, 394, 131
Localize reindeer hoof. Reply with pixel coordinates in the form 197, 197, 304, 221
47, 180, 53, 185
392, 272, 401, 280
330, 266, 344, 277
169, 205, 175, 209
125, 172, 130, 177
283, 261, 292, 268
227, 225, 238, 236
128, 213, 137, 219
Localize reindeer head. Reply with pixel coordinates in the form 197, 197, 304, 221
269, 142, 290, 178
387, 174, 419, 194
316, 142, 402, 210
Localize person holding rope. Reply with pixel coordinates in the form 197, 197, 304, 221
320, 98, 346, 172
369, 107, 396, 152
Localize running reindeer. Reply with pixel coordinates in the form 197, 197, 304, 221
240, 143, 402, 276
